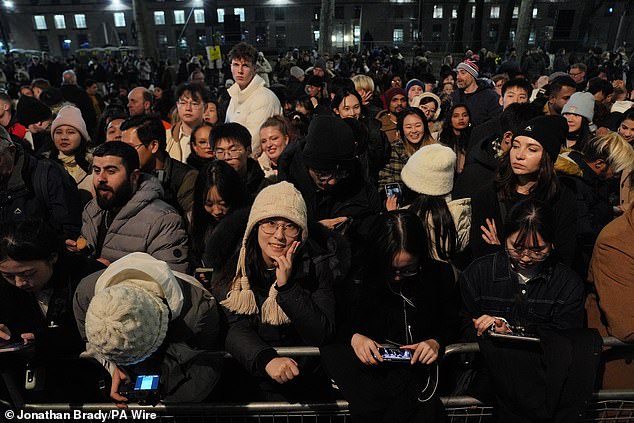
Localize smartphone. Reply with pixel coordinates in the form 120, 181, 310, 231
488, 329, 540, 343
385, 183, 402, 201
119, 374, 161, 404
133, 375, 160, 391
378, 347, 412, 362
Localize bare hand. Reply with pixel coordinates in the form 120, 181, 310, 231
97, 258, 112, 266
21, 333, 35, 344
472, 315, 512, 337
385, 195, 399, 211
319, 216, 348, 230
612, 80, 625, 89
359, 89, 373, 105
110, 366, 129, 408
401, 339, 440, 365
265, 357, 300, 384
351, 333, 383, 365
65, 239, 79, 253
0, 324, 11, 341
274, 241, 300, 287
481, 218, 500, 245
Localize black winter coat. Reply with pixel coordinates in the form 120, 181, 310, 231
0, 146, 82, 239
278, 138, 382, 247
454, 134, 501, 200
470, 182, 577, 267
557, 150, 614, 276
211, 222, 349, 376
450, 80, 502, 126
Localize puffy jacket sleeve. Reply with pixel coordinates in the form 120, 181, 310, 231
146, 211, 190, 273
223, 311, 278, 376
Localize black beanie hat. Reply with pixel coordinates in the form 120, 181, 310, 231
306, 75, 324, 87
39, 87, 64, 107
514, 115, 567, 163
16, 95, 52, 126
303, 115, 355, 170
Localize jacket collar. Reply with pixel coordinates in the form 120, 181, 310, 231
228, 74, 266, 104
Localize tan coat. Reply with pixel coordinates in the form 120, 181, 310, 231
586, 203, 634, 388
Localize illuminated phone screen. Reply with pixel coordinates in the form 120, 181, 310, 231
134, 375, 160, 391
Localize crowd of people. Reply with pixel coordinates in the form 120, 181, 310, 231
0, 40, 633, 422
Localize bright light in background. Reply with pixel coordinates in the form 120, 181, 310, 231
343, 34, 350, 42
192, 0, 203, 7
111, 0, 121, 8
3, 0, 15, 8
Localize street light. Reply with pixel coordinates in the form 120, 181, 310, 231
2, 1, 14, 9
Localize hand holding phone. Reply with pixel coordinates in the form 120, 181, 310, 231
378, 347, 413, 362
118, 374, 161, 405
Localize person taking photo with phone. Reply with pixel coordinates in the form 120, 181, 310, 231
321, 210, 458, 422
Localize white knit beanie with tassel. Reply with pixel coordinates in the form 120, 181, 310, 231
221, 181, 308, 325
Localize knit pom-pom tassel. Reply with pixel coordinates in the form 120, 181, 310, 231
261, 282, 291, 326
221, 276, 258, 315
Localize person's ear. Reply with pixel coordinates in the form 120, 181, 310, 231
150, 140, 160, 154
130, 168, 141, 188
594, 159, 607, 171
499, 95, 504, 106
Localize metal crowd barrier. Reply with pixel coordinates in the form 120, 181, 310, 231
8, 338, 634, 422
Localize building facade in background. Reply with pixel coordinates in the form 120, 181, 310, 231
0, 0, 631, 59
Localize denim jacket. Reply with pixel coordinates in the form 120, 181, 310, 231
459, 251, 585, 340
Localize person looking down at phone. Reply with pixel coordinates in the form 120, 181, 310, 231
387, 144, 471, 272
321, 211, 458, 423
459, 199, 600, 422
378, 107, 435, 195
0, 220, 106, 401
209, 182, 347, 401
73, 252, 221, 405
0, 219, 104, 354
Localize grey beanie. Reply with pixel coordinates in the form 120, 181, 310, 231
561, 92, 595, 122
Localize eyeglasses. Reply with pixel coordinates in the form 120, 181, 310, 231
259, 220, 300, 237
506, 247, 550, 261
214, 147, 244, 159
312, 169, 350, 182
568, 72, 583, 77
177, 99, 203, 109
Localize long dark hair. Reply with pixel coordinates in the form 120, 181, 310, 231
566, 116, 592, 152
190, 160, 250, 261
0, 220, 59, 262
366, 210, 428, 280
408, 195, 457, 262
494, 142, 560, 202
438, 103, 471, 152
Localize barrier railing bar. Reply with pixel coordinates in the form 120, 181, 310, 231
199, 336, 632, 359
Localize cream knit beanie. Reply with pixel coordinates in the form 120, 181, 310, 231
401, 143, 456, 196
85, 283, 169, 366
221, 181, 308, 325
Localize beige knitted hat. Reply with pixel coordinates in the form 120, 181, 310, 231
221, 181, 308, 325
85, 282, 169, 365
401, 143, 456, 196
